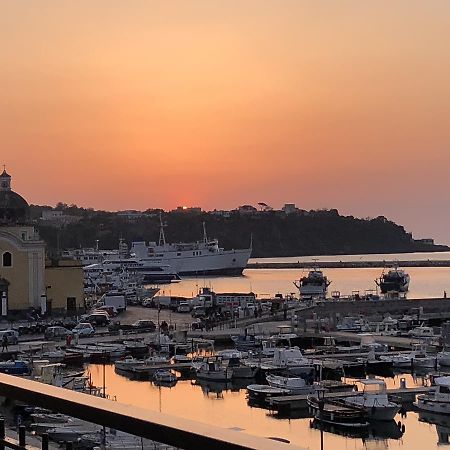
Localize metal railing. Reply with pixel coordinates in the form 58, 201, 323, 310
0, 374, 304, 450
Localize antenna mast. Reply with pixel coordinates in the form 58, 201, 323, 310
159, 213, 166, 246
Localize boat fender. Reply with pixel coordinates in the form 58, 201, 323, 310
401, 424, 405, 434
353, 385, 358, 391
309, 420, 313, 428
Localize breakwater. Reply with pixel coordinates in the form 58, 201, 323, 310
247, 260, 450, 269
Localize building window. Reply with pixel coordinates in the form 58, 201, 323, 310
67, 297, 77, 312
2, 252, 12, 267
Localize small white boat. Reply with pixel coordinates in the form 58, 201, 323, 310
115, 355, 169, 372
438, 351, 450, 367
195, 358, 232, 382
266, 374, 315, 395
415, 376, 450, 414
247, 384, 290, 403
153, 369, 177, 384
342, 379, 400, 421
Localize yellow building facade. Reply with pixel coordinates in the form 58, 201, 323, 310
0, 169, 84, 317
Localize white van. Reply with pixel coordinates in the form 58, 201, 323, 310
177, 302, 191, 313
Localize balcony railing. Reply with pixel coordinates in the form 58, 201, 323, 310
0, 373, 303, 450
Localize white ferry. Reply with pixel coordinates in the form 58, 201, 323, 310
131, 222, 251, 276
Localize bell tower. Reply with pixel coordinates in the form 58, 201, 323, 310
0, 167, 11, 192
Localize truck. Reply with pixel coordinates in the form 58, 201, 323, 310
97, 292, 126, 312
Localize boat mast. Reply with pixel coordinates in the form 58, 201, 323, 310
159, 213, 166, 246
203, 221, 208, 243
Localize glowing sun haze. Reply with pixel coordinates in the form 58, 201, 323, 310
1, 1, 450, 242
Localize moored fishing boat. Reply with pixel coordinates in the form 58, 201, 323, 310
266, 374, 315, 395
415, 376, 450, 414
342, 379, 400, 421
307, 396, 369, 428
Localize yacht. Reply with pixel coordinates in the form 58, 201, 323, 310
415, 376, 450, 414
342, 379, 400, 421
294, 269, 331, 298
101, 258, 180, 284
194, 358, 233, 382
131, 220, 252, 276
376, 267, 410, 294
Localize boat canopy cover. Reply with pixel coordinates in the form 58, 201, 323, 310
435, 376, 450, 386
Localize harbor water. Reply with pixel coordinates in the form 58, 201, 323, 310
157, 266, 450, 300
86, 365, 446, 450
89, 252, 450, 449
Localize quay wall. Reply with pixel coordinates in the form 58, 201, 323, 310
296, 297, 450, 319
247, 260, 450, 269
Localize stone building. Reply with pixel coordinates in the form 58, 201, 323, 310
0, 169, 83, 317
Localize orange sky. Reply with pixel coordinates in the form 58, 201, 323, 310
1, 1, 450, 242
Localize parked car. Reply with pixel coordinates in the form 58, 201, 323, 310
142, 298, 155, 308
95, 305, 118, 317
0, 329, 19, 345
84, 313, 110, 326
72, 323, 95, 336
191, 306, 206, 318
44, 326, 71, 340
177, 302, 191, 313
131, 320, 156, 331
108, 321, 133, 332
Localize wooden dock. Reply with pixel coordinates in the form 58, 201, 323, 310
115, 362, 194, 380
269, 386, 432, 412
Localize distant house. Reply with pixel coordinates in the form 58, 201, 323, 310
40, 210, 80, 227
282, 203, 297, 215
117, 210, 147, 221
237, 205, 257, 214
415, 238, 435, 245
210, 209, 231, 218
173, 206, 202, 214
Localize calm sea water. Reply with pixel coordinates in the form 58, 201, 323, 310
86, 366, 445, 450
94, 251, 450, 449
158, 266, 450, 300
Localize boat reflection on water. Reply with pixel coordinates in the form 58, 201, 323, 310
192, 378, 252, 397
310, 419, 405, 441
418, 410, 450, 445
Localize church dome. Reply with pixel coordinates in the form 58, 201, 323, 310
0, 169, 30, 225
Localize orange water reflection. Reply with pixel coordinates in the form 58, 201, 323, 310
86, 365, 443, 450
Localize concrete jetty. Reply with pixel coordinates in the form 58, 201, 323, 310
247, 260, 450, 269
269, 386, 431, 412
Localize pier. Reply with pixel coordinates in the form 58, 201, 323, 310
269, 386, 431, 412
247, 260, 450, 269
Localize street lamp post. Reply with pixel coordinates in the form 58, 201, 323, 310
317, 388, 325, 450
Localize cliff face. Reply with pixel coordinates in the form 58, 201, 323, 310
31, 206, 448, 257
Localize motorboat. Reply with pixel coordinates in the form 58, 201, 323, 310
226, 357, 257, 379
294, 269, 331, 298
131, 220, 251, 276
379, 346, 437, 369
195, 358, 232, 382
376, 267, 410, 293
438, 351, 450, 367
0, 360, 30, 375
342, 379, 400, 421
408, 325, 437, 339
231, 334, 260, 351
307, 395, 369, 428
266, 374, 315, 395
115, 355, 169, 372
246, 384, 290, 404
415, 376, 450, 414
153, 369, 177, 384
269, 347, 314, 376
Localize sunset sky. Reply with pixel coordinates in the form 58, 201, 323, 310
1, 1, 449, 242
